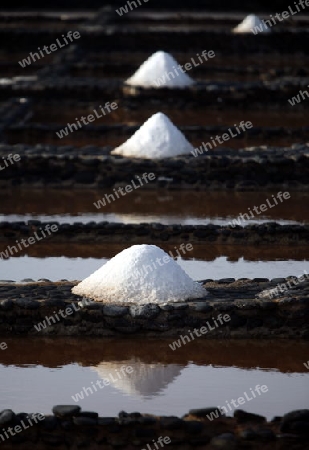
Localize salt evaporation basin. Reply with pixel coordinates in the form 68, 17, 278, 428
111, 112, 195, 159
72, 244, 207, 304
125, 51, 195, 88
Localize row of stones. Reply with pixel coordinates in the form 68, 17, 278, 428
1, 142, 308, 158
1, 222, 308, 245
0, 405, 308, 449
1, 78, 309, 103
0, 281, 308, 336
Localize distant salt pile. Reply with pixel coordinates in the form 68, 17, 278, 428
233, 14, 271, 33
111, 112, 194, 159
125, 51, 195, 88
72, 244, 207, 304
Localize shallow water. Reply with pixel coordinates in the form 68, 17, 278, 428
0, 256, 307, 282
1, 190, 308, 224
0, 338, 308, 419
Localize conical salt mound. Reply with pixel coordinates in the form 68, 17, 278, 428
111, 112, 194, 159
125, 51, 195, 88
72, 244, 207, 304
233, 14, 271, 33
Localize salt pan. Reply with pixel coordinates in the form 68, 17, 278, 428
72, 244, 207, 304
233, 14, 271, 33
111, 112, 195, 159
125, 51, 195, 88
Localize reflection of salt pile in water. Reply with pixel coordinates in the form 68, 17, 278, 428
92, 361, 183, 398
111, 112, 195, 159
233, 14, 271, 33
125, 51, 195, 88
72, 244, 206, 304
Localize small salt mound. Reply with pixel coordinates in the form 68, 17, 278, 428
72, 244, 207, 304
233, 14, 271, 33
111, 112, 194, 159
125, 51, 195, 88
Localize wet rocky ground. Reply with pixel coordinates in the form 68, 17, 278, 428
0, 278, 308, 337
0, 405, 309, 450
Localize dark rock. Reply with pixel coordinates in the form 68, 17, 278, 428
160, 417, 184, 429
0, 409, 15, 425
191, 302, 213, 312
185, 420, 204, 434
188, 407, 223, 418
134, 428, 156, 438
257, 428, 276, 440
15, 298, 40, 309
281, 409, 309, 433
239, 428, 258, 440
218, 278, 235, 284
172, 303, 189, 310
103, 305, 129, 317
129, 304, 161, 319
211, 433, 236, 448
97, 417, 117, 426
234, 409, 266, 424
73, 417, 98, 426
52, 405, 81, 418
0, 299, 13, 310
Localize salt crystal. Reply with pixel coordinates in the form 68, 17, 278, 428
111, 112, 194, 159
72, 244, 207, 304
233, 14, 271, 33
125, 51, 195, 88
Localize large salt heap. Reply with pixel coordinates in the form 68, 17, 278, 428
72, 244, 207, 304
125, 51, 195, 88
233, 14, 271, 33
111, 112, 195, 159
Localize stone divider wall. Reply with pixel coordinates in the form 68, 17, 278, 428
0, 279, 308, 338
0, 144, 308, 189
0, 405, 308, 450
0, 222, 308, 246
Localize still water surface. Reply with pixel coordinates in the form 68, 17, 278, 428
0, 338, 308, 419
0, 256, 308, 281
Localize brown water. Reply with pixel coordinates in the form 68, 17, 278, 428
0, 338, 308, 418
1, 189, 308, 222
30, 104, 308, 128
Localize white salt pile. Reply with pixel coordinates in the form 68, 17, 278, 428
125, 51, 195, 88
233, 14, 271, 33
72, 244, 207, 304
111, 112, 195, 159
